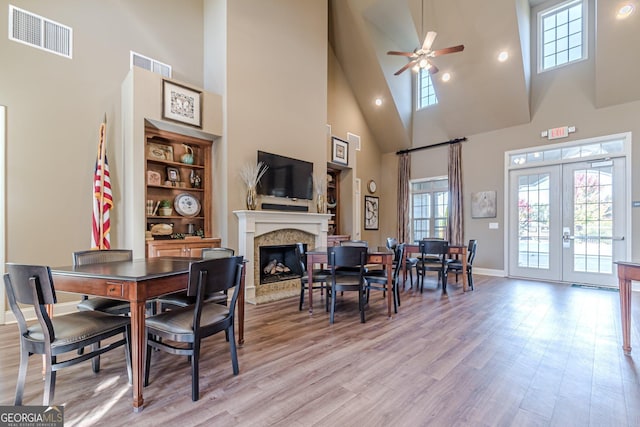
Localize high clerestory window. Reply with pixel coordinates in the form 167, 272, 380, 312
417, 68, 438, 109
538, 0, 586, 73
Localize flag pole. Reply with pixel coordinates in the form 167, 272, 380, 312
98, 115, 107, 249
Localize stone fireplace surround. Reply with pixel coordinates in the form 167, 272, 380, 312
234, 210, 331, 304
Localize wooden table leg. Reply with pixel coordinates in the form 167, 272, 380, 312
461, 250, 468, 292
619, 276, 632, 354
130, 299, 146, 412
306, 256, 314, 314
386, 260, 393, 319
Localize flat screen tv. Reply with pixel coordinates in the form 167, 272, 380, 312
256, 151, 313, 200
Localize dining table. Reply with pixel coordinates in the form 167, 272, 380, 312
50, 256, 246, 412
402, 243, 469, 291
305, 247, 395, 318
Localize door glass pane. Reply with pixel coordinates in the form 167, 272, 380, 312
517, 174, 550, 269
572, 168, 613, 274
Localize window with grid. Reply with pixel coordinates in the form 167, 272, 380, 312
538, 0, 585, 72
417, 68, 438, 109
410, 178, 448, 242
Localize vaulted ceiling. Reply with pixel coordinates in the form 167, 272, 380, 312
328, 0, 640, 154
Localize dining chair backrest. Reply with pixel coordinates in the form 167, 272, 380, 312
295, 242, 307, 274
467, 239, 478, 265
328, 246, 368, 271
5, 264, 56, 308
73, 249, 133, 266
340, 240, 368, 247
186, 256, 244, 299
201, 247, 235, 259
419, 239, 449, 263
386, 237, 398, 250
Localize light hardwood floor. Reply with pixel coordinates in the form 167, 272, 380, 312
1, 275, 639, 426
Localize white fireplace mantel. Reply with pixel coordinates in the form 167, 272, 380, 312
234, 210, 331, 303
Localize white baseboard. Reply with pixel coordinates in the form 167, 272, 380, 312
473, 267, 505, 277
3, 301, 79, 325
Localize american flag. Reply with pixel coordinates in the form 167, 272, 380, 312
91, 120, 113, 249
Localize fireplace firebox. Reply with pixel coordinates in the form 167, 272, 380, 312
259, 244, 303, 285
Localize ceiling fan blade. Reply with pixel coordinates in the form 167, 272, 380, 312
394, 59, 418, 76
422, 31, 437, 51
431, 45, 465, 57
387, 51, 415, 57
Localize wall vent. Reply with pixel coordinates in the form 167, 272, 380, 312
8, 5, 72, 58
347, 132, 361, 151
130, 51, 172, 78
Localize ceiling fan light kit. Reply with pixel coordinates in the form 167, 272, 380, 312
388, 30, 464, 76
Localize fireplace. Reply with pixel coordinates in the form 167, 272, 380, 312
235, 210, 330, 304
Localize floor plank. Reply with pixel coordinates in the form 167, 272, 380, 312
1, 275, 639, 426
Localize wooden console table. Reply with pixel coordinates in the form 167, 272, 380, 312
615, 261, 637, 355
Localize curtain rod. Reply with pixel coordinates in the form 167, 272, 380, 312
396, 137, 467, 155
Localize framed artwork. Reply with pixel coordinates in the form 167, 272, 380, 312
471, 190, 497, 218
364, 195, 379, 230
162, 80, 202, 128
147, 142, 174, 162
332, 137, 349, 165
166, 166, 180, 183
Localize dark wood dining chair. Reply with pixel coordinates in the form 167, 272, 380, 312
416, 239, 449, 292
74, 249, 133, 315
144, 256, 244, 401
447, 239, 477, 290
387, 237, 418, 287
327, 246, 368, 324
296, 242, 329, 311
156, 247, 235, 311
4, 263, 131, 406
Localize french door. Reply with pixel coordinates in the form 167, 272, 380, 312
508, 157, 626, 286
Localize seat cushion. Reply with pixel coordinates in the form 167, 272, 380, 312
77, 297, 130, 314
157, 291, 227, 307
27, 311, 129, 347
146, 303, 230, 335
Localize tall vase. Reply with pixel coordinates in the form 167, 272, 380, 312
316, 193, 325, 213
246, 186, 258, 210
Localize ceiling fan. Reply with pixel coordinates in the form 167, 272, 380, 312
387, 31, 464, 76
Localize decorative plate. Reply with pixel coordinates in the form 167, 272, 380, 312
174, 193, 201, 217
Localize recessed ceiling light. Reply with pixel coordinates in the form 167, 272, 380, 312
498, 51, 509, 62
442, 73, 451, 82
617, 3, 635, 19
374, 98, 383, 106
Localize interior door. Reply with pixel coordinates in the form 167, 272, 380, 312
508, 158, 626, 286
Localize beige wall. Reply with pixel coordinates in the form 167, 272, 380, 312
224, 0, 328, 250
0, 0, 205, 268
327, 47, 385, 247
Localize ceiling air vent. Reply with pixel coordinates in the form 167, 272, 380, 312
131, 51, 172, 78
8, 5, 72, 58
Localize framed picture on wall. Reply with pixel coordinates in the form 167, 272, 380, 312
364, 195, 379, 230
331, 137, 349, 165
162, 80, 202, 128
471, 190, 497, 218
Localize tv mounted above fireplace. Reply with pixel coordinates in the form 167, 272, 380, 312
256, 151, 313, 200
